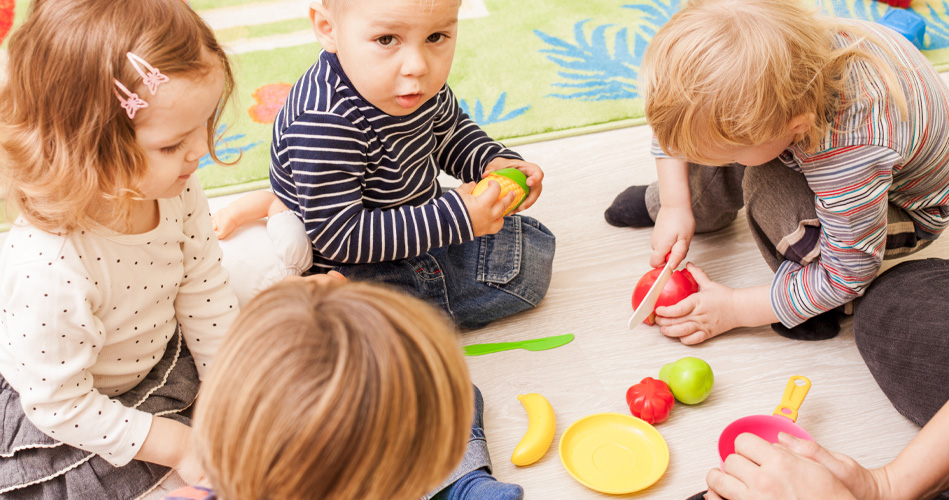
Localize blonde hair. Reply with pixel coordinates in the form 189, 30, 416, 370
194, 279, 474, 500
0, 0, 235, 232
642, 0, 907, 164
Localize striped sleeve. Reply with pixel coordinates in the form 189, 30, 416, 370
272, 112, 474, 265
434, 86, 522, 183
772, 145, 901, 326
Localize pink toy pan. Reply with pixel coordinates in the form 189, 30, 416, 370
718, 375, 813, 461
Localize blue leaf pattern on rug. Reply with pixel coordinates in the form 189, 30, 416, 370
460, 93, 530, 126
533, 0, 681, 101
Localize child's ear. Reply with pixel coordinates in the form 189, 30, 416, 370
787, 113, 813, 136
309, 2, 337, 53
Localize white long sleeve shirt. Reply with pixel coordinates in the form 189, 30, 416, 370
0, 178, 238, 466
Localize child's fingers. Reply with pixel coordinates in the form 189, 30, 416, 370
519, 182, 542, 210
523, 164, 544, 185
668, 240, 690, 269
679, 330, 712, 345
492, 191, 515, 218
657, 320, 697, 338
475, 180, 502, 202
684, 262, 712, 286
455, 181, 476, 195
655, 295, 696, 318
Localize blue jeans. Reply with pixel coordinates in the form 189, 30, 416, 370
424, 385, 492, 499
334, 214, 556, 329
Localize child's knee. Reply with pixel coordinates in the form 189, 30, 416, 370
854, 258, 949, 425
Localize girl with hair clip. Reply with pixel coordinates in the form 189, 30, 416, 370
164, 278, 477, 500
605, 0, 949, 344
0, 0, 240, 497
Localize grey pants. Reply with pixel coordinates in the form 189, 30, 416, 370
644, 161, 932, 273
853, 258, 948, 499
0, 329, 197, 500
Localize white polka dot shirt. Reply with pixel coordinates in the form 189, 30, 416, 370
0, 177, 239, 466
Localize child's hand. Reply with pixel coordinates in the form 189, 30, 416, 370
652, 263, 742, 344
455, 181, 513, 237
173, 446, 207, 485
651, 205, 695, 268
485, 157, 544, 212
211, 208, 239, 240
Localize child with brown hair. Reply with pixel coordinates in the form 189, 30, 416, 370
164, 278, 486, 500
605, 0, 949, 344
0, 0, 240, 497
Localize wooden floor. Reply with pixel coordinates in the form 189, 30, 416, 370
198, 122, 947, 499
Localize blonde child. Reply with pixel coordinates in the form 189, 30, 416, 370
605, 0, 949, 344
269, 0, 555, 334
0, 0, 240, 497
163, 278, 480, 500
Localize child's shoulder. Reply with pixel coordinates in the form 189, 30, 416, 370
277, 52, 364, 129
163, 486, 216, 500
1, 221, 70, 266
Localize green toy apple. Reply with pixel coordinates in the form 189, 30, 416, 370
659, 356, 714, 405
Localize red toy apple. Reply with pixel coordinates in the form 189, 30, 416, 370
626, 377, 675, 424
631, 266, 699, 325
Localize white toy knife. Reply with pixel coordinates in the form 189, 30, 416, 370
628, 261, 674, 330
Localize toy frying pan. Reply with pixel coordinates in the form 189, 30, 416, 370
718, 375, 813, 461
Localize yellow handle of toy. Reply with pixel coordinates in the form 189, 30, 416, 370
772, 375, 810, 422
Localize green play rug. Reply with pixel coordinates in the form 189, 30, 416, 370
3, 0, 949, 216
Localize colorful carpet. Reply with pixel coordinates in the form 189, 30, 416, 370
4, 0, 949, 202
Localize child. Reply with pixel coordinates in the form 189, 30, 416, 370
0, 0, 240, 497
163, 278, 494, 500
210, 191, 313, 307
270, 0, 556, 332
605, 0, 949, 344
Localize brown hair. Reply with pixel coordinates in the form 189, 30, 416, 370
642, 0, 907, 164
0, 0, 235, 232
194, 279, 474, 500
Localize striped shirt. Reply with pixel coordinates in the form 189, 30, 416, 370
270, 51, 522, 269
653, 20, 949, 327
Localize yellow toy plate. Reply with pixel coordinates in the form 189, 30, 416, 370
559, 413, 669, 494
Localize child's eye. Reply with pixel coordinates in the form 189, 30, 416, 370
427, 33, 447, 43
160, 142, 184, 154
376, 35, 396, 46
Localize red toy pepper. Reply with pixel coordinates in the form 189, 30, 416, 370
626, 377, 675, 424
632, 267, 699, 325
875, 0, 912, 8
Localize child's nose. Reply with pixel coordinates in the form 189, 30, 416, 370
185, 127, 210, 163
400, 49, 429, 77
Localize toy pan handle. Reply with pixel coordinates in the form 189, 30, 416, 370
773, 375, 811, 422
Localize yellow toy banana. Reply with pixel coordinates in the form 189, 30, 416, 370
511, 393, 555, 466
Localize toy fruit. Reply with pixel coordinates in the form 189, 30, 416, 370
472, 167, 530, 215
511, 393, 555, 466
625, 377, 675, 424
659, 357, 714, 405
632, 267, 699, 325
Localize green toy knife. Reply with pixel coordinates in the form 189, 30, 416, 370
463, 334, 575, 356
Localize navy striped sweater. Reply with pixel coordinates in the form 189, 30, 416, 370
270, 51, 522, 269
